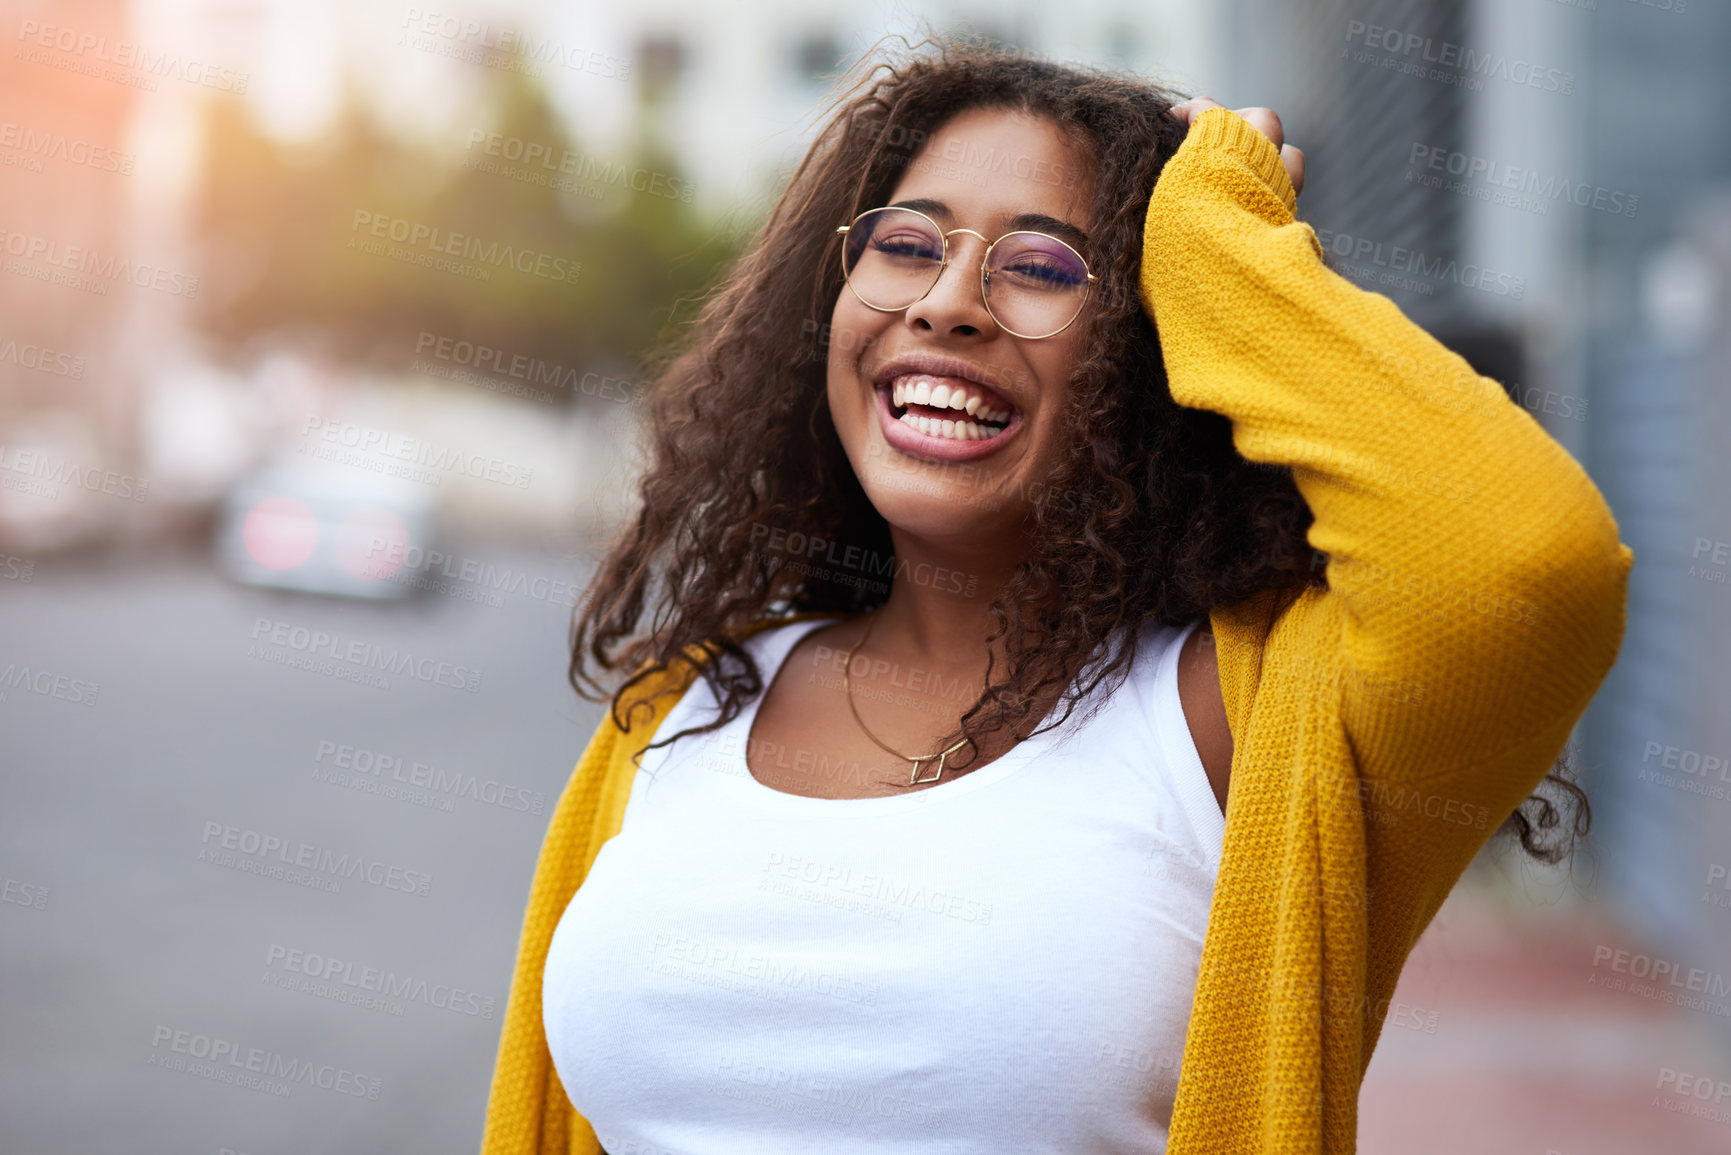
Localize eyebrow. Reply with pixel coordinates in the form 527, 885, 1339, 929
887, 197, 1090, 251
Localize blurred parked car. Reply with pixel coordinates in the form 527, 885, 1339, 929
215, 463, 437, 600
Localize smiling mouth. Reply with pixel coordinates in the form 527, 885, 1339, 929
883, 373, 1016, 442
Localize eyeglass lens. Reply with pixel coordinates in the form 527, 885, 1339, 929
841, 208, 1090, 338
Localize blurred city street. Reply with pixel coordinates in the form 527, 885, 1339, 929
1360, 879, 1731, 1155
0, 541, 608, 1153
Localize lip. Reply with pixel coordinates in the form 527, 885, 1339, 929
869, 351, 1025, 465
873, 377, 1024, 464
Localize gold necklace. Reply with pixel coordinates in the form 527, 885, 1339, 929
842, 611, 968, 786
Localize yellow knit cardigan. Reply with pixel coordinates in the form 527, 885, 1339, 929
478, 107, 1632, 1154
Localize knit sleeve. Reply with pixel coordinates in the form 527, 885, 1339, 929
1140, 106, 1631, 785
479, 711, 621, 1155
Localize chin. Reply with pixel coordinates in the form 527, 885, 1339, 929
856, 457, 1011, 538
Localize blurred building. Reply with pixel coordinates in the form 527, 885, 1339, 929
0, 0, 143, 550
1574, 0, 1731, 1039
593, 0, 1226, 211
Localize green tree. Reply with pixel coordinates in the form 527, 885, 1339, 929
194, 67, 741, 396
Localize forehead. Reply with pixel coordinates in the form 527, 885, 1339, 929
888, 107, 1096, 237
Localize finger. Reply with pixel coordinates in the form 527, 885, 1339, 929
1232, 106, 1284, 151
1168, 96, 1222, 127
1281, 144, 1305, 197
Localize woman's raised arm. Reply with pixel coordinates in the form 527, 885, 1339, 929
1141, 104, 1632, 791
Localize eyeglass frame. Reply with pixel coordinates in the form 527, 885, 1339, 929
834, 205, 1100, 340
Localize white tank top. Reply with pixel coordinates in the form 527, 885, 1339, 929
543, 616, 1225, 1155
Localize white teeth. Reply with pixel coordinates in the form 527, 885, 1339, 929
895, 409, 1003, 442
886, 372, 1016, 436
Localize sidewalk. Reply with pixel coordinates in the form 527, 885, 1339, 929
1357, 869, 1731, 1154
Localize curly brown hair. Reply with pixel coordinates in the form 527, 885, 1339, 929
567, 35, 1588, 866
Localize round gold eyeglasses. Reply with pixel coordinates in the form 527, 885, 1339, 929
836, 206, 1098, 339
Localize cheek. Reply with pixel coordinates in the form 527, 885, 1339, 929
825, 295, 883, 417
1024, 341, 1081, 437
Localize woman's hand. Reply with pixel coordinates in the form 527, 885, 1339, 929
1168, 97, 1305, 198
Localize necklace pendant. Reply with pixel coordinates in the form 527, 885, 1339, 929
910, 752, 945, 786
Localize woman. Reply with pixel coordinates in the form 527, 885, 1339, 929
480, 41, 1631, 1155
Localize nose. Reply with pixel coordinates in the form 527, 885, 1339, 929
902, 229, 996, 339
